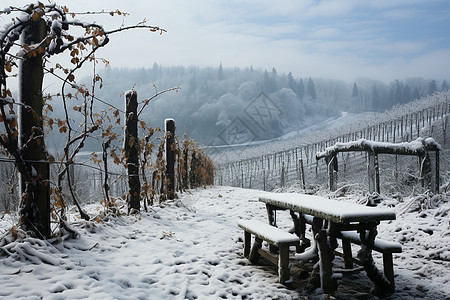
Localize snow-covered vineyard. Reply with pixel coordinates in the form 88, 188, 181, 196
213, 92, 450, 194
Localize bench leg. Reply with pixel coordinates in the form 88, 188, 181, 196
243, 231, 251, 258
249, 237, 262, 264
278, 245, 290, 284
342, 239, 353, 269
383, 252, 395, 289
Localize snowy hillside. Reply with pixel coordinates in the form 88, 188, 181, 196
42, 65, 448, 151
213, 92, 450, 196
1, 186, 449, 299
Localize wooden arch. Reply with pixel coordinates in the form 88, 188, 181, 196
316, 138, 440, 194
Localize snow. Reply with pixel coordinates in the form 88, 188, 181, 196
316, 138, 440, 159
1, 186, 449, 300
259, 193, 396, 223
238, 219, 299, 244
50, 19, 62, 36
2, 7, 12, 14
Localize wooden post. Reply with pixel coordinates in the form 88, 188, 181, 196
299, 159, 305, 189
368, 152, 380, 194
316, 221, 338, 294
243, 231, 251, 257
183, 146, 189, 189
325, 155, 338, 191
263, 169, 266, 191
18, 18, 50, 238
278, 245, 291, 284
124, 90, 140, 213
102, 138, 111, 209
165, 119, 176, 200
422, 150, 439, 194
435, 149, 440, 194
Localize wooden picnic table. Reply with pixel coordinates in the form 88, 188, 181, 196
259, 193, 397, 295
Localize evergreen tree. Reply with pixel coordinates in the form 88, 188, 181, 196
263, 69, 276, 93
287, 72, 296, 92
412, 87, 421, 100
298, 78, 305, 99
288, 72, 303, 99
441, 80, 448, 92
152, 62, 160, 75
307, 77, 316, 100
272, 67, 277, 76
389, 80, 402, 105
352, 82, 359, 97
402, 84, 411, 104
428, 80, 438, 95
372, 84, 381, 111
218, 62, 224, 80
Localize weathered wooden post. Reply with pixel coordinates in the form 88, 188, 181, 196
325, 155, 338, 191
165, 118, 176, 200
299, 159, 306, 189
182, 142, 189, 190
19, 18, 50, 238
263, 169, 266, 191
124, 90, 140, 213
367, 152, 380, 194
435, 149, 440, 194
421, 149, 440, 194
102, 138, 112, 209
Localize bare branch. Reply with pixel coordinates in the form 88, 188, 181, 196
137, 87, 181, 117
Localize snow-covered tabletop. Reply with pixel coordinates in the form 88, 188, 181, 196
259, 193, 396, 223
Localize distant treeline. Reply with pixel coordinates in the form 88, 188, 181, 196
83, 64, 448, 147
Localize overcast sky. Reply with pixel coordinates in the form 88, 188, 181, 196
8, 0, 450, 82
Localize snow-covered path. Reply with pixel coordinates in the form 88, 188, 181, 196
0, 187, 300, 299
1, 186, 449, 299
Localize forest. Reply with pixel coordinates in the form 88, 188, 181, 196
79, 63, 449, 150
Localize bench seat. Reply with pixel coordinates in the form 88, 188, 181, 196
238, 220, 300, 284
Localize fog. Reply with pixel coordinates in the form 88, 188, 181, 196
45, 63, 448, 152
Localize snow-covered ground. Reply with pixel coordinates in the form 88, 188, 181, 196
1, 186, 449, 300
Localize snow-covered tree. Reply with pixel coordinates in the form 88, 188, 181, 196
428, 80, 438, 95
352, 82, 359, 98
441, 80, 448, 92
0, 2, 163, 238
307, 77, 316, 100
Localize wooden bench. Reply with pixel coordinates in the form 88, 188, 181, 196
238, 220, 300, 284
337, 231, 402, 288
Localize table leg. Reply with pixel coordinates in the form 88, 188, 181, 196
308, 217, 338, 294
317, 219, 338, 294
266, 204, 279, 253
266, 204, 277, 227
289, 211, 310, 253
357, 224, 393, 296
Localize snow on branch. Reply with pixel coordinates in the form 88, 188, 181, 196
316, 138, 441, 160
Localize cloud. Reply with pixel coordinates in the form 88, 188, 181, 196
305, 0, 359, 18
8, 0, 450, 83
